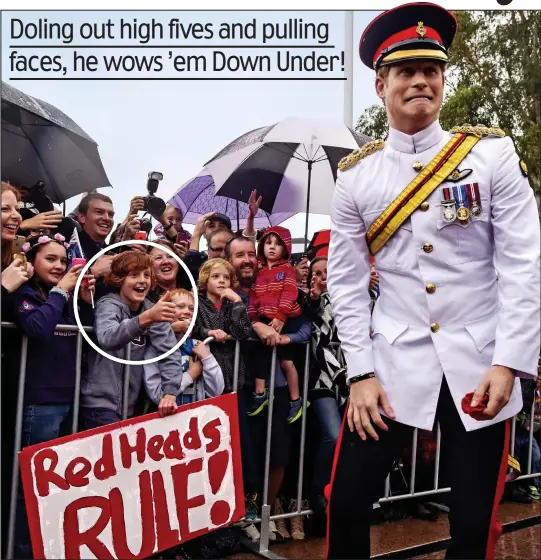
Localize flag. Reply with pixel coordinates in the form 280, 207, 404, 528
66, 228, 85, 269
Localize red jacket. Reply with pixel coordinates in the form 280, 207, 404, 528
248, 226, 301, 323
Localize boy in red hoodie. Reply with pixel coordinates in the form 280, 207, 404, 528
247, 226, 307, 423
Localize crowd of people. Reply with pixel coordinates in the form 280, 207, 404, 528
1, 179, 539, 559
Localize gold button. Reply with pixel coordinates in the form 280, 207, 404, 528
430, 322, 440, 333
423, 242, 433, 253
413, 161, 424, 171
420, 201, 429, 211
426, 283, 436, 294
370, 328, 374, 335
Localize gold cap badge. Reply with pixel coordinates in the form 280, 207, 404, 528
416, 22, 427, 38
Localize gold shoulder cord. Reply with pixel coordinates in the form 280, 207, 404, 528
338, 139, 385, 172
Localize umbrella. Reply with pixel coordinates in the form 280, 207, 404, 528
1, 81, 111, 203
203, 117, 372, 248
168, 169, 295, 231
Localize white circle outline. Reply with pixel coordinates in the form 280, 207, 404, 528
73, 239, 198, 366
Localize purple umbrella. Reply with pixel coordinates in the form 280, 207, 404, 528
168, 169, 295, 231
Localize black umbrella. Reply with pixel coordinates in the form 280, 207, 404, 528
204, 117, 371, 248
1, 81, 111, 203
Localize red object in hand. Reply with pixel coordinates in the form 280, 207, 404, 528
72, 258, 88, 287
135, 231, 147, 240
461, 392, 489, 420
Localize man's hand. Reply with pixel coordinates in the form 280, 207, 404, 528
173, 241, 188, 260
208, 329, 228, 343
248, 190, 263, 218
193, 212, 216, 238
139, 291, 176, 328
220, 288, 242, 303
252, 322, 281, 346
158, 394, 178, 417
471, 365, 515, 420
91, 255, 114, 278
270, 317, 284, 333
2, 259, 33, 292
20, 210, 63, 232
123, 215, 141, 240
348, 377, 395, 441
127, 196, 146, 216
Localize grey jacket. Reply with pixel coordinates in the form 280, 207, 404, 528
143, 339, 224, 404
81, 293, 182, 417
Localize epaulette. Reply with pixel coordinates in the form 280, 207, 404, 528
450, 124, 506, 138
338, 139, 385, 171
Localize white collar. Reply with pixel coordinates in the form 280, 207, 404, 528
387, 120, 444, 154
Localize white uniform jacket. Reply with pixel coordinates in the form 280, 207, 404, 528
327, 120, 540, 431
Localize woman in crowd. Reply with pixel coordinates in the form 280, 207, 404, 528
1, 182, 33, 553
147, 239, 191, 300
299, 257, 348, 516
193, 258, 252, 394
2, 183, 33, 304
80, 251, 182, 429
11, 233, 95, 558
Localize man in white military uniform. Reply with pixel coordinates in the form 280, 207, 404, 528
326, 3, 540, 559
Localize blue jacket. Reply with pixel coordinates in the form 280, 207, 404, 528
12, 284, 82, 405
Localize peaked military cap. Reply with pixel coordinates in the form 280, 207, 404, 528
360, 2, 458, 70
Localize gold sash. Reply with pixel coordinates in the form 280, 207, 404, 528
367, 133, 481, 255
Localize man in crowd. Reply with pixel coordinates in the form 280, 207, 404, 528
227, 234, 311, 541
326, 3, 540, 559
184, 212, 233, 278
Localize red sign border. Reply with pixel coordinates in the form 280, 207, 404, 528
19, 393, 245, 559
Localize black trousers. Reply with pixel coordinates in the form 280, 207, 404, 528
326, 378, 509, 559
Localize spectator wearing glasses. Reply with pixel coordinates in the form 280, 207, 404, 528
184, 212, 232, 279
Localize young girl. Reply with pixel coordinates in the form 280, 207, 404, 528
144, 288, 224, 406
12, 233, 95, 559
80, 251, 183, 428
193, 258, 252, 393
247, 226, 305, 424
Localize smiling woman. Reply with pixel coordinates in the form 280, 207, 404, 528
147, 239, 191, 302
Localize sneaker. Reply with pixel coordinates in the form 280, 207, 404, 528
268, 520, 283, 541
247, 390, 269, 417
241, 523, 260, 542
289, 499, 308, 540
287, 398, 309, 424
243, 492, 259, 521
529, 486, 541, 500
274, 498, 291, 539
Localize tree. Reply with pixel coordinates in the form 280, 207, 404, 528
355, 10, 541, 195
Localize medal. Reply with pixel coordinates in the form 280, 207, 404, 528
440, 187, 457, 223
453, 185, 470, 223
466, 183, 482, 218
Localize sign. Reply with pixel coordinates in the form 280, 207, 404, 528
19, 394, 244, 559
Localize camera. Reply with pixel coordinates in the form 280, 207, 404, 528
139, 218, 153, 234
143, 171, 166, 218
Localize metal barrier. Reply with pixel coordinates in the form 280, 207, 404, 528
1, 321, 540, 560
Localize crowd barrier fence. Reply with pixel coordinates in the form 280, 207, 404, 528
1, 322, 539, 559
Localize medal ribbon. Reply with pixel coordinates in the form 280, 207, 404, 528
367, 133, 481, 255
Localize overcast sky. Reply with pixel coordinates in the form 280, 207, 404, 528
2, 10, 381, 249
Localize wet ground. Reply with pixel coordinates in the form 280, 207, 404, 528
232, 501, 540, 559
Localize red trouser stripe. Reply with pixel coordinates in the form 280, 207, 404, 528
324, 402, 349, 559
485, 419, 511, 560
